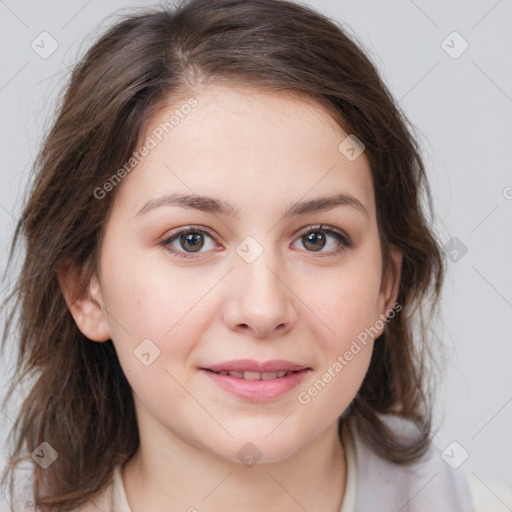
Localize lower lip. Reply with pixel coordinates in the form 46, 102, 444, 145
200, 369, 310, 402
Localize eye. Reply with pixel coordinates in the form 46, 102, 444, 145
291, 224, 353, 256
160, 224, 353, 259
160, 226, 218, 259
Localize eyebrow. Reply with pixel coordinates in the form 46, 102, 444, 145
134, 192, 368, 219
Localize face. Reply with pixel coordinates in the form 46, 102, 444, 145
63, 85, 401, 464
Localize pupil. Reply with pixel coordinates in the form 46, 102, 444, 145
304, 232, 325, 251
181, 232, 203, 252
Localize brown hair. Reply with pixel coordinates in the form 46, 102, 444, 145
1, 0, 445, 510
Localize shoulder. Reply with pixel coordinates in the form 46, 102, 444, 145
71, 482, 116, 512
74, 466, 128, 512
0, 474, 116, 512
345, 414, 510, 511
467, 472, 512, 512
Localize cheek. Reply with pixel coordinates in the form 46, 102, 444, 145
299, 253, 384, 349
101, 269, 198, 413
100, 240, 202, 335
100, 253, 217, 382
294, 326, 374, 436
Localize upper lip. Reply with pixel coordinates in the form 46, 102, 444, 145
203, 359, 309, 373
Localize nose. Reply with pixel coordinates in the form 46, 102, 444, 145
222, 255, 298, 339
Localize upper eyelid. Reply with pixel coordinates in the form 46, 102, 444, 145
162, 225, 218, 242
163, 223, 346, 237
161, 224, 351, 246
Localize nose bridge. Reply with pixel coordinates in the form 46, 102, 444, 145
238, 236, 287, 303
242, 248, 283, 297
225, 235, 297, 337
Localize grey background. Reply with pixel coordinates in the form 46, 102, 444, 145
1, 0, 511, 499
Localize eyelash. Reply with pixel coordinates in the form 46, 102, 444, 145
159, 224, 353, 260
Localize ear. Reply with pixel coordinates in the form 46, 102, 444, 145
57, 261, 111, 342
377, 245, 403, 317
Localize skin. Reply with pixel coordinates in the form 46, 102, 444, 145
60, 85, 402, 512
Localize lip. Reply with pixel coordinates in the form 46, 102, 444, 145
204, 359, 308, 373
200, 359, 311, 402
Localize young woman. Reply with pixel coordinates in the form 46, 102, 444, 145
2, 0, 510, 510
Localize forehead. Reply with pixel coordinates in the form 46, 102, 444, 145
113, 85, 376, 222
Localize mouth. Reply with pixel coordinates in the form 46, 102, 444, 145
199, 360, 311, 401
202, 369, 301, 380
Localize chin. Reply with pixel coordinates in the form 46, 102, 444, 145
210, 435, 304, 466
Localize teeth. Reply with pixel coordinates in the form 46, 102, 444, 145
243, 371, 261, 380
215, 370, 297, 380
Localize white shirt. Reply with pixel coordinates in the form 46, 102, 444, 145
5, 418, 512, 511
78, 419, 512, 512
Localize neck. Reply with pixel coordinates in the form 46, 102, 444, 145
122, 417, 347, 512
